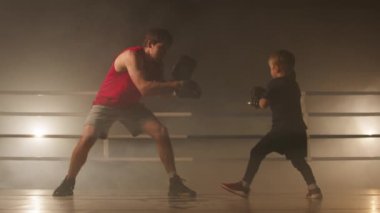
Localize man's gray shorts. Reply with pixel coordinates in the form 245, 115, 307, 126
84, 104, 157, 138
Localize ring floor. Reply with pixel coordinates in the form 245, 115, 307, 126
0, 189, 379, 213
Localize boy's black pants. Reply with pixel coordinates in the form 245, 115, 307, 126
242, 130, 316, 185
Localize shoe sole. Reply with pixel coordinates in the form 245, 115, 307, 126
168, 192, 197, 198
307, 194, 323, 199
221, 184, 249, 198
52, 193, 73, 197
52, 191, 73, 197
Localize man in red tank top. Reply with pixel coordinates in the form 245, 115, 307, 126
53, 28, 196, 197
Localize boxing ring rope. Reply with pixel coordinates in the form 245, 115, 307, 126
0, 90, 379, 161
0, 90, 193, 162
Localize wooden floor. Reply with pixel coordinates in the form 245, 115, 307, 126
0, 189, 379, 212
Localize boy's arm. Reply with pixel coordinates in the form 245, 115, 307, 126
258, 80, 275, 109
249, 86, 268, 109
259, 98, 269, 109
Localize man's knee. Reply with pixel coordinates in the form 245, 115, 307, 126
148, 123, 169, 139
79, 126, 98, 149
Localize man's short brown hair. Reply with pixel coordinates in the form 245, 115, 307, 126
143, 28, 173, 47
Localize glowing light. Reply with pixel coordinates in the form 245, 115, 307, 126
367, 129, 375, 136
32, 127, 46, 138
27, 196, 42, 213
356, 118, 378, 136
364, 124, 376, 136
370, 197, 379, 213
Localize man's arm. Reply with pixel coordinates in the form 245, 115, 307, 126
118, 50, 182, 96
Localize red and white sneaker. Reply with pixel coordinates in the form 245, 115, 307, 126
221, 181, 250, 198
306, 187, 323, 199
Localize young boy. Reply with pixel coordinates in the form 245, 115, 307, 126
222, 50, 322, 199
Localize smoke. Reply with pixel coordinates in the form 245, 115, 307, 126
0, 0, 380, 192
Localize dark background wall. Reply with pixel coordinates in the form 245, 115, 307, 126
1, 0, 379, 92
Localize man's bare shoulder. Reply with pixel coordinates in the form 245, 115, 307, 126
117, 49, 133, 59
114, 49, 138, 70
116, 48, 147, 73
118, 48, 145, 62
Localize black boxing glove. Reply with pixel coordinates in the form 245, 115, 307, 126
254, 86, 266, 97
248, 86, 266, 108
175, 80, 202, 99
172, 55, 197, 81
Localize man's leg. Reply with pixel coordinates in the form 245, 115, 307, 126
142, 120, 176, 174
53, 125, 98, 196
67, 125, 98, 178
290, 158, 322, 199
141, 119, 196, 197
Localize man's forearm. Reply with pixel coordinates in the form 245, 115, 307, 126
140, 80, 182, 96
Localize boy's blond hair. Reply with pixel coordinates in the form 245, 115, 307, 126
269, 50, 295, 74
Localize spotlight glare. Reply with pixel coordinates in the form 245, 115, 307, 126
33, 128, 45, 138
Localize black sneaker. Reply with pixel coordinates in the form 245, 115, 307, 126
306, 187, 323, 199
168, 175, 196, 197
221, 181, 250, 198
52, 177, 75, 197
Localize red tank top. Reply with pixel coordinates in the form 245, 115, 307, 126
93, 46, 143, 108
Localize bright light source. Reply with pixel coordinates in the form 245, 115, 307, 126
28, 195, 42, 213
370, 197, 379, 213
356, 118, 378, 136
30, 120, 49, 139
33, 127, 45, 138
366, 128, 376, 136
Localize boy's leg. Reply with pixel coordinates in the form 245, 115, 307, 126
242, 145, 269, 185
290, 158, 322, 199
222, 134, 273, 197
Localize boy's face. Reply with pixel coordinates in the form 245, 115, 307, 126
268, 59, 278, 78
268, 58, 286, 79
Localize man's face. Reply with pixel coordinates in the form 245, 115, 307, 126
149, 42, 170, 61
